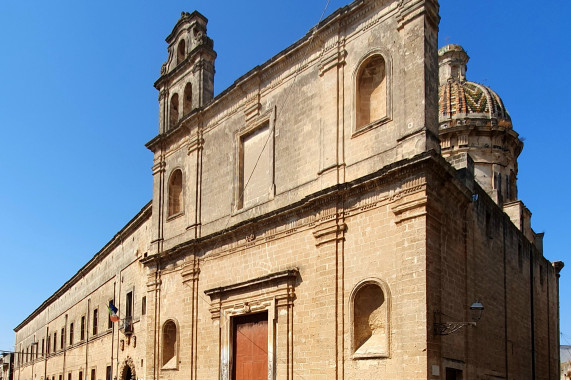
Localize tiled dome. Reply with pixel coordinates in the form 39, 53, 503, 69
439, 80, 511, 126
437, 44, 523, 205
438, 45, 511, 128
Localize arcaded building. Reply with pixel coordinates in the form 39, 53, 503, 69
13, 0, 562, 379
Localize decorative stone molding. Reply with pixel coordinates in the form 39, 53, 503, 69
396, 0, 439, 30
244, 101, 261, 121
151, 160, 166, 176
318, 49, 347, 76
187, 136, 204, 155
204, 268, 298, 317
391, 194, 427, 224
204, 172, 428, 257
181, 261, 200, 284
146, 274, 161, 292
313, 220, 347, 247
241, 77, 262, 122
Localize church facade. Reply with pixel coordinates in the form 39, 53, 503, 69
13, 0, 562, 379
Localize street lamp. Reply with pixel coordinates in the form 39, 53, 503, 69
469, 300, 484, 322
434, 300, 484, 336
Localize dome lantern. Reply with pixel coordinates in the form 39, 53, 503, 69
438, 44, 469, 86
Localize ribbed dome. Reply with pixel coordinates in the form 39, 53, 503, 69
438, 44, 511, 128
439, 80, 512, 126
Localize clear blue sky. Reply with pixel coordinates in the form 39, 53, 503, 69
1, 0, 570, 351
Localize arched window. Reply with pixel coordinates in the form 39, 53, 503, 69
177, 39, 186, 65
169, 93, 179, 130
183, 83, 192, 116
356, 55, 387, 130
168, 170, 183, 217
162, 320, 178, 368
351, 280, 389, 358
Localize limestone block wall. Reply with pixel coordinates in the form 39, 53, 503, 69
343, 183, 429, 378
425, 159, 560, 380
144, 153, 434, 380
147, 0, 440, 257
14, 206, 152, 380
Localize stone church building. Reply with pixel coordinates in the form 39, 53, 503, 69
13, 0, 563, 379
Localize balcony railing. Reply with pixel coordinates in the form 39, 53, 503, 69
120, 316, 133, 335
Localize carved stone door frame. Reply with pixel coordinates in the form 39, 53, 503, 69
205, 268, 298, 380
119, 357, 136, 380
221, 298, 275, 380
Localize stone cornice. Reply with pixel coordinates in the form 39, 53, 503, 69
141, 151, 461, 266
204, 268, 299, 299
147, 0, 407, 149
145, 108, 202, 152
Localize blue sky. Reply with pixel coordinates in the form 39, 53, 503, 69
0, 0, 569, 351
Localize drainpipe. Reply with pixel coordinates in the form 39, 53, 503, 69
63, 315, 68, 380
112, 282, 115, 380
44, 326, 48, 380
86, 300, 90, 380
547, 264, 551, 377
154, 266, 161, 380
529, 248, 535, 380
30, 342, 34, 380
502, 220, 508, 377
554, 262, 564, 378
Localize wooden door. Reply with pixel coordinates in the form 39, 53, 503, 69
232, 312, 268, 380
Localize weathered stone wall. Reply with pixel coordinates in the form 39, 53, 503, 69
144, 154, 432, 379
148, 0, 440, 257
426, 157, 560, 379
14, 206, 151, 380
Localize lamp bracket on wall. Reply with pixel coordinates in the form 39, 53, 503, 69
434, 320, 476, 336
433, 300, 484, 336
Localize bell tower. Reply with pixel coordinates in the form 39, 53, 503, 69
154, 11, 216, 133
147, 12, 216, 258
